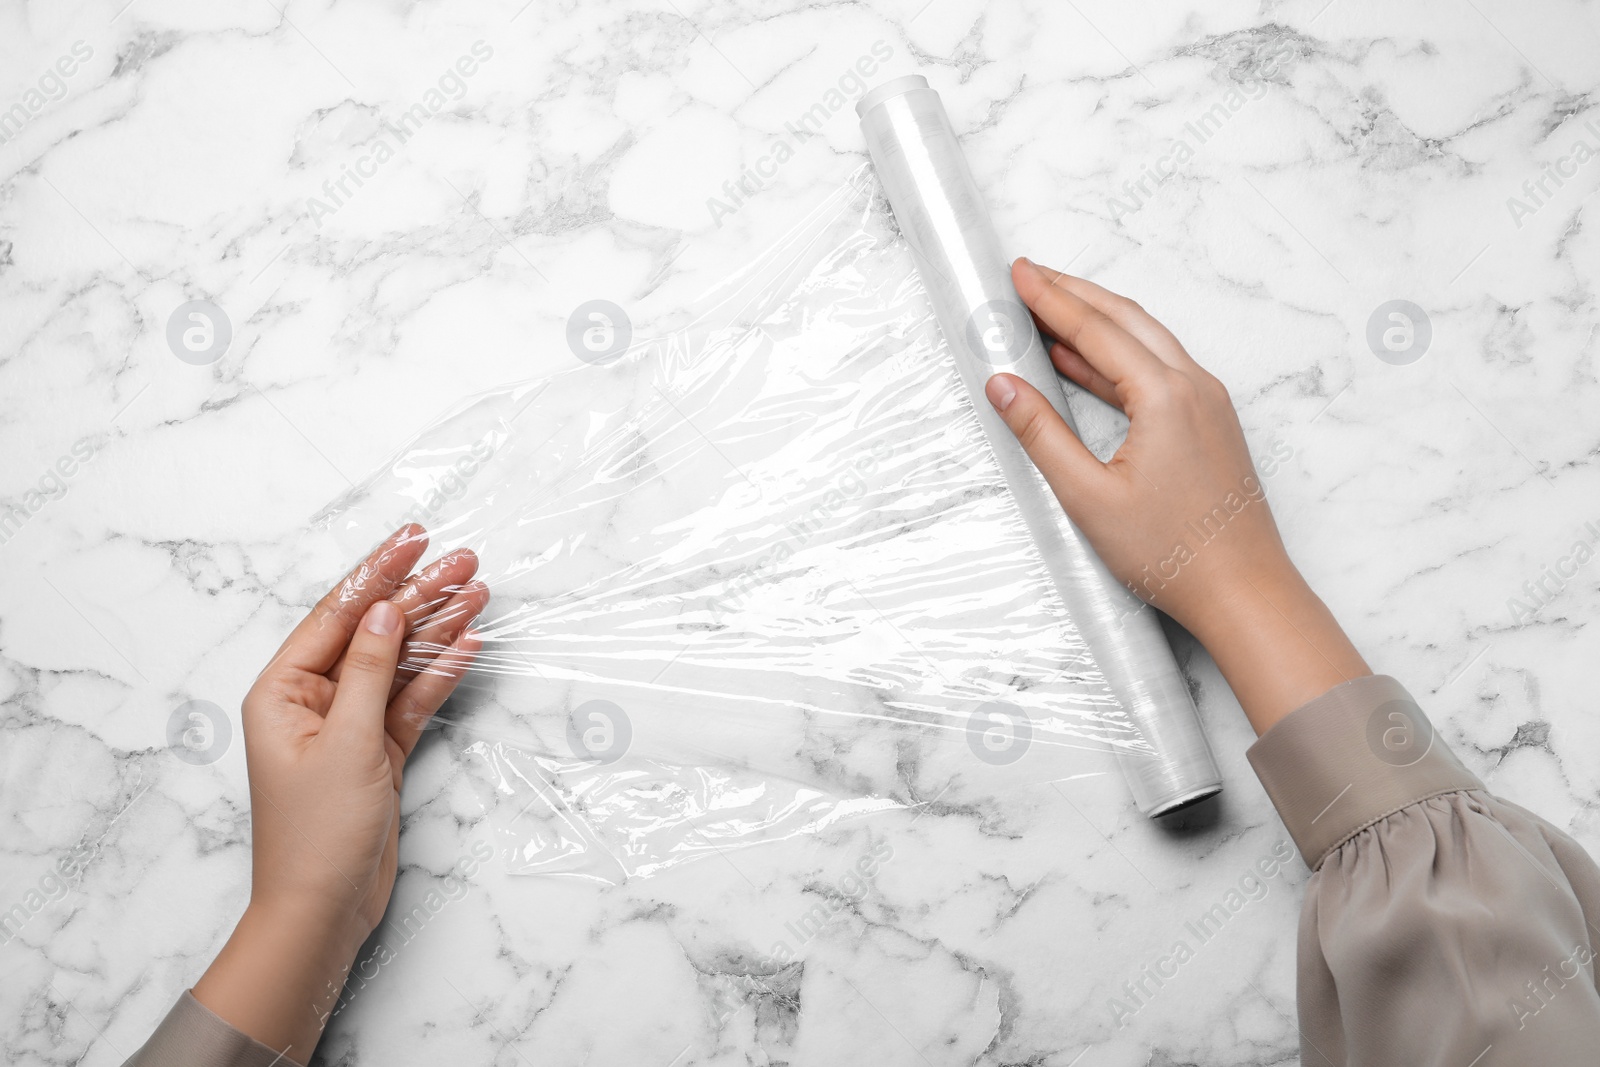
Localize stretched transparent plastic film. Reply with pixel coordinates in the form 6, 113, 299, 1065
314, 167, 1160, 884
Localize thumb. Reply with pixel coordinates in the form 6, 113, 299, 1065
326, 599, 405, 742
984, 373, 1107, 509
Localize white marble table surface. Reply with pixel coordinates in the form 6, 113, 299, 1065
3, 1, 1599, 1064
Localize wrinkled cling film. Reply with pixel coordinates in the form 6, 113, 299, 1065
314, 166, 1150, 883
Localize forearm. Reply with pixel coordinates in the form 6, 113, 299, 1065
1187, 563, 1371, 736
191, 896, 366, 1064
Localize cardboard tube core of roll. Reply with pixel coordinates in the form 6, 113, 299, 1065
857, 76, 1223, 817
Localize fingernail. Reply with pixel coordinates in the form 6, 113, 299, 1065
1017, 256, 1041, 276
988, 374, 1018, 412
365, 600, 402, 636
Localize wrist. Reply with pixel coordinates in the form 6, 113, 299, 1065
192, 895, 367, 1062
1185, 562, 1371, 735
1186, 559, 1311, 648
245, 891, 368, 962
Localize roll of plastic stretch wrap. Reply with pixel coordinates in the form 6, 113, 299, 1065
857, 76, 1222, 817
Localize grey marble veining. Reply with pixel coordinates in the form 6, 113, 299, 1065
2, 1, 1598, 1065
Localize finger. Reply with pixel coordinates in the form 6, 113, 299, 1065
985, 373, 1109, 507
1049, 341, 1123, 412
325, 599, 406, 743
394, 580, 490, 697
328, 548, 479, 687
386, 626, 485, 759
1011, 259, 1169, 394
267, 525, 429, 679
1026, 262, 1195, 370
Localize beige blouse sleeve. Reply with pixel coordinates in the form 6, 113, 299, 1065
1248, 674, 1600, 1066
120, 991, 300, 1067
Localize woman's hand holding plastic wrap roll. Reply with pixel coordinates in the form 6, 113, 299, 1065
985, 258, 1370, 735
986, 259, 1600, 1066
